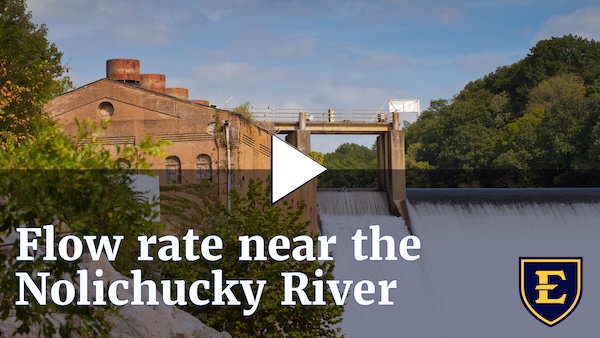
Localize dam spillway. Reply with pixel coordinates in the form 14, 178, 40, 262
318, 188, 600, 338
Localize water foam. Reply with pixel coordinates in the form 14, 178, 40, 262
319, 189, 600, 338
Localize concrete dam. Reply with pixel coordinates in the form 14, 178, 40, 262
318, 188, 600, 337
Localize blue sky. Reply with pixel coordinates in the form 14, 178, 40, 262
28, 0, 600, 152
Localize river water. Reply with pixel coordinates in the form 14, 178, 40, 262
318, 188, 600, 337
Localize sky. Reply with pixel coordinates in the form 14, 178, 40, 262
27, 0, 600, 153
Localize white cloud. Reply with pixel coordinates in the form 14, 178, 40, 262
535, 7, 600, 42
28, 0, 181, 46
188, 62, 289, 85
171, 62, 313, 109
27, 0, 90, 21
110, 20, 173, 47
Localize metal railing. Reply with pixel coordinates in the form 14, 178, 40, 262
250, 108, 391, 123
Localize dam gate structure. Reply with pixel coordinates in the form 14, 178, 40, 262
252, 109, 408, 222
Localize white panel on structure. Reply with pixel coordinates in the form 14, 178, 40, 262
388, 99, 420, 114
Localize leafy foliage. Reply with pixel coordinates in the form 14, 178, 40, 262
405, 35, 600, 187
0, 118, 165, 336
318, 143, 377, 188
527, 74, 585, 111
158, 180, 344, 338
0, 0, 71, 137
0, 1, 166, 335
232, 100, 253, 122
308, 151, 324, 165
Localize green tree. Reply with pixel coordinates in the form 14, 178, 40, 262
0, 1, 166, 335
521, 35, 600, 86
526, 74, 586, 111
0, 119, 165, 336
319, 143, 377, 188
487, 109, 542, 186
404, 99, 447, 169
534, 97, 600, 170
308, 151, 324, 165
159, 181, 344, 338
405, 35, 600, 187
405, 142, 436, 188
0, 0, 71, 137
588, 116, 600, 165
508, 35, 600, 112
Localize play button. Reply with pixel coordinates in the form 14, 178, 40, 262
271, 135, 327, 204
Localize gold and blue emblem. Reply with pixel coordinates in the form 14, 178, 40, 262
519, 257, 582, 326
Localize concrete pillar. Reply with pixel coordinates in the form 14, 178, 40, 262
286, 130, 311, 154
383, 131, 391, 197
299, 112, 307, 130
284, 130, 317, 233
376, 134, 385, 189
387, 130, 406, 208
392, 112, 400, 130
378, 129, 408, 231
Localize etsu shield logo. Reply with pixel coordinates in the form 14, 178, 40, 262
519, 258, 582, 326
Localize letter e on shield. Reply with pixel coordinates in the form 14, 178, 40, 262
519, 257, 582, 327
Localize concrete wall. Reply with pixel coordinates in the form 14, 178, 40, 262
285, 130, 318, 233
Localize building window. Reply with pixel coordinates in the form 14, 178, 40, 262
165, 156, 181, 184
196, 154, 212, 182
98, 102, 114, 120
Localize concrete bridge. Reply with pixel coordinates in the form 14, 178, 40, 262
252, 109, 408, 226
252, 108, 391, 134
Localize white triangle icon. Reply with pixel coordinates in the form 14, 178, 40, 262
271, 135, 327, 204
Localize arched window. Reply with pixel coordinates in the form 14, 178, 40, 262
165, 156, 181, 184
196, 154, 212, 182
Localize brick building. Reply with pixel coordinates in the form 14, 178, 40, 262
46, 59, 318, 231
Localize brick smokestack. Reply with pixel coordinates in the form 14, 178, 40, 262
140, 74, 166, 93
106, 59, 140, 84
166, 87, 189, 100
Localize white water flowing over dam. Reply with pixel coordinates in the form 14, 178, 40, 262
318, 188, 600, 338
